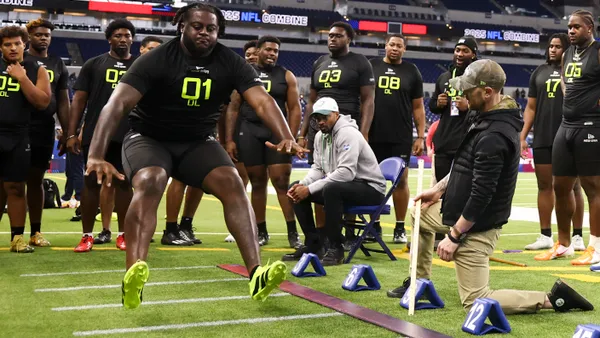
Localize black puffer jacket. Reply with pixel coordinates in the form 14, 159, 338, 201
441, 96, 523, 233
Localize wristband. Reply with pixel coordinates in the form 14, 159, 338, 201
66, 135, 77, 140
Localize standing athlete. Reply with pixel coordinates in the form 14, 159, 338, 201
548, 10, 600, 268
520, 33, 586, 252
369, 33, 425, 244
225, 35, 302, 248
0, 25, 51, 253
297, 21, 375, 246
85, 3, 306, 309
66, 19, 137, 252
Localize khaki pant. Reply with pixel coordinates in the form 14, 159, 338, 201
411, 201, 547, 314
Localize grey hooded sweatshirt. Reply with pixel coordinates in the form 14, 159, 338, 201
300, 114, 386, 195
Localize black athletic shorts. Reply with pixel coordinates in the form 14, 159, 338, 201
83, 141, 124, 173
29, 123, 55, 170
237, 120, 291, 167
552, 122, 600, 176
122, 131, 234, 192
369, 142, 412, 164
533, 147, 552, 165
0, 134, 30, 182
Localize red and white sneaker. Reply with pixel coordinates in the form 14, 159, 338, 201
116, 234, 126, 251
74, 235, 93, 252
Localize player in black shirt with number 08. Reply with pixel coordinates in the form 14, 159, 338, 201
85, 3, 307, 309
519, 33, 585, 253
0, 26, 51, 253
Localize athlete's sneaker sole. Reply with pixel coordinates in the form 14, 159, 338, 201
250, 261, 287, 302
122, 260, 149, 309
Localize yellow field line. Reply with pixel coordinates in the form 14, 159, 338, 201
263, 248, 294, 252
494, 250, 584, 255
551, 274, 600, 283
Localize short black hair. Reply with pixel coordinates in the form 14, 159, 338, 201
330, 21, 355, 41
385, 34, 405, 44
26, 18, 55, 33
172, 2, 226, 37
257, 35, 281, 48
0, 25, 28, 44
546, 32, 569, 64
243, 39, 258, 53
141, 36, 163, 48
105, 18, 135, 40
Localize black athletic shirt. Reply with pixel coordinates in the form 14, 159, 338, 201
0, 59, 39, 138
240, 64, 288, 123
562, 41, 600, 123
120, 38, 262, 142
528, 63, 562, 148
25, 53, 69, 125
369, 58, 423, 144
310, 51, 375, 122
74, 53, 136, 146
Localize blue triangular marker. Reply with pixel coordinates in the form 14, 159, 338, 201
461, 298, 511, 335
291, 253, 326, 277
573, 324, 600, 338
342, 265, 381, 291
400, 279, 445, 310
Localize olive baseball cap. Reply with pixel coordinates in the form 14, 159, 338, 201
449, 59, 506, 92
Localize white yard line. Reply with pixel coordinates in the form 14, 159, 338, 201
72, 313, 343, 336
35, 278, 246, 292
21, 265, 215, 277
53, 293, 290, 312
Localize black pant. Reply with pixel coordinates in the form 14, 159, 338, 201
292, 180, 384, 250
434, 152, 455, 183
62, 152, 84, 201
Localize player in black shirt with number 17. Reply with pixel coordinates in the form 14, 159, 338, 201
85, 3, 307, 309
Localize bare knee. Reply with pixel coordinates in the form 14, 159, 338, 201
271, 174, 290, 192
4, 182, 25, 197
554, 178, 575, 197
133, 169, 168, 197
537, 177, 553, 192
249, 171, 268, 190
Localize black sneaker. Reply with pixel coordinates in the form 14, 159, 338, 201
180, 227, 202, 245
150, 238, 155, 243
393, 228, 407, 243
258, 231, 269, 246
93, 229, 112, 244
548, 279, 594, 312
387, 277, 411, 298
287, 231, 301, 249
161, 230, 193, 246
282, 245, 324, 261
342, 238, 357, 252
321, 247, 344, 266
70, 206, 82, 222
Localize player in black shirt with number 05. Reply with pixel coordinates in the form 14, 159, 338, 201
0, 26, 51, 253
86, 3, 307, 309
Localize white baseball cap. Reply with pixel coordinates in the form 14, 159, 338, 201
311, 97, 339, 116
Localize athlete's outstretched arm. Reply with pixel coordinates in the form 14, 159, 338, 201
359, 84, 375, 139
243, 86, 295, 142
88, 83, 142, 160
285, 71, 302, 137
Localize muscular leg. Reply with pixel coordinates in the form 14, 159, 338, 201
553, 176, 577, 247
81, 174, 102, 234
579, 176, 600, 239
125, 167, 169, 269
4, 181, 26, 229
100, 184, 115, 231
166, 179, 185, 223
114, 180, 133, 233
235, 162, 249, 188
246, 165, 268, 224
573, 179, 584, 230
182, 187, 203, 218
267, 163, 295, 222
393, 168, 410, 222
535, 164, 554, 231
203, 166, 260, 271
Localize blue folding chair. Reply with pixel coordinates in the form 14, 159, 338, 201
343, 157, 407, 264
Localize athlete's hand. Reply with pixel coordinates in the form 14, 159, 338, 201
296, 137, 307, 149
288, 184, 310, 203
437, 93, 449, 108
412, 138, 424, 156
437, 236, 458, 262
85, 158, 125, 188
225, 141, 239, 162
66, 136, 81, 155
265, 140, 310, 158
520, 139, 529, 159
455, 96, 469, 111
57, 134, 67, 156
413, 187, 444, 209
6, 63, 27, 82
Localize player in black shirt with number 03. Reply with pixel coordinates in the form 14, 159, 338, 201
552, 10, 600, 267
519, 33, 585, 253
0, 25, 51, 253
66, 19, 137, 253
368, 34, 425, 245
85, 3, 307, 309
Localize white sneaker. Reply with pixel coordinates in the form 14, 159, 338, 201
224, 234, 235, 242
591, 261, 600, 272
572, 235, 586, 251
524, 234, 554, 250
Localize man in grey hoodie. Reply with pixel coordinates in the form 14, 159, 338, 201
284, 97, 386, 266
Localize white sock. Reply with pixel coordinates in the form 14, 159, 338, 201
83, 233, 93, 237
118, 232, 124, 236
589, 235, 599, 248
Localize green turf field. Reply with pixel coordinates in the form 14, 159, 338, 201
0, 170, 598, 338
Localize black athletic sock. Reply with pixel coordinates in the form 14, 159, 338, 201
286, 220, 297, 233
249, 265, 259, 279
541, 228, 552, 237
166, 222, 179, 233
180, 217, 193, 230
374, 221, 382, 233
572, 228, 583, 237
30, 222, 41, 237
257, 221, 267, 234
11, 226, 25, 241
395, 221, 405, 232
